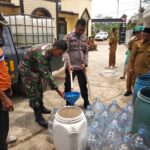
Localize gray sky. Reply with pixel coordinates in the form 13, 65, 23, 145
92, 0, 141, 19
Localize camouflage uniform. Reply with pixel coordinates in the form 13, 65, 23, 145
19, 44, 58, 108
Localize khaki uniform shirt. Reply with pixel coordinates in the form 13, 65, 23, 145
109, 34, 118, 51
130, 40, 150, 75
128, 38, 141, 52
128, 38, 142, 69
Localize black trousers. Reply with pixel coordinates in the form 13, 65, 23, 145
0, 90, 10, 150
64, 69, 90, 108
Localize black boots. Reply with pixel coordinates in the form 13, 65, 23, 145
124, 90, 132, 96
33, 107, 48, 128
40, 105, 51, 114
40, 101, 51, 114
32, 101, 51, 128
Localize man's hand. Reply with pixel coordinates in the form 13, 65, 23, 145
68, 64, 73, 72
80, 63, 86, 70
2, 97, 14, 112
56, 88, 64, 99
129, 69, 133, 74
9, 88, 13, 97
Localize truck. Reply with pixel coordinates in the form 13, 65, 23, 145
2, 15, 64, 93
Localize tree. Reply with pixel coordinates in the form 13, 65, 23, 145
95, 14, 102, 19
92, 22, 120, 37
139, 7, 145, 13
126, 20, 136, 30
143, 0, 150, 4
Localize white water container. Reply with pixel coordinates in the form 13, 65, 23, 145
53, 106, 87, 150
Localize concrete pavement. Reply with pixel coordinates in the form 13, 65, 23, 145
9, 41, 132, 150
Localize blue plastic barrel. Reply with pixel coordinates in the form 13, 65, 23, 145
133, 73, 150, 104
132, 87, 150, 133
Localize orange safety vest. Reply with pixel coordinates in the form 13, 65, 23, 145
0, 48, 11, 91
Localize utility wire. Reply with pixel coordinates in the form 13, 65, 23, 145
94, 7, 139, 16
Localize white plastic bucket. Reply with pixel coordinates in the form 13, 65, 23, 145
53, 106, 87, 150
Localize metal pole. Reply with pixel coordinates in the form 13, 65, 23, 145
139, 0, 142, 12
117, 0, 120, 18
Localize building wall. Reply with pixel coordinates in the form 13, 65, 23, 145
11, 0, 20, 5
0, 6, 20, 15
61, 0, 92, 36
11, 0, 57, 39
59, 13, 78, 33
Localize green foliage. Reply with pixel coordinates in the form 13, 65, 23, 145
143, 0, 150, 4
126, 20, 136, 30
139, 7, 145, 13
91, 22, 120, 37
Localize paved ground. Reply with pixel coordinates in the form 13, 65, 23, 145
9, 41, 132, 150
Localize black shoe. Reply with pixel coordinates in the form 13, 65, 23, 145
124, 91, 132, 96
35, 115, 48, 128
33, 107, 48, 128
39, 101, 51, 114
41, 107, 51, 114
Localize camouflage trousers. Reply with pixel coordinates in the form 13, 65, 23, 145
20, 72, 44, 108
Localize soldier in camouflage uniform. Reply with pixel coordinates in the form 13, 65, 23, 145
19, 40, 67, 128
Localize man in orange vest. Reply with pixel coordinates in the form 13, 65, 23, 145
0, 12, 16, 149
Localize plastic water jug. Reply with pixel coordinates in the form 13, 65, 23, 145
53, 106, 87, 150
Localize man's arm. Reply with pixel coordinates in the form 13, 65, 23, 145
109, 36, 114, 46
0, 89, 13, 111
128, 44, 138, 72
82, 37, 88, 68
33, 52, 64, 98
32, 51, 58, 90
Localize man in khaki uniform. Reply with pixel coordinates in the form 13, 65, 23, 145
124, 25, 143, 96
88, 36, 97, 51
109, 28, 118, 68
129, 27, 150, 86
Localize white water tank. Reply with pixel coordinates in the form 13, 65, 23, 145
53, 106, 87, 150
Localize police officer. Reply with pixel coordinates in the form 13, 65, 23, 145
19, 41, 67, 128
63, 18, 90, 109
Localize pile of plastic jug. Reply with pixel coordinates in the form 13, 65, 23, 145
85, 97, 150, 150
